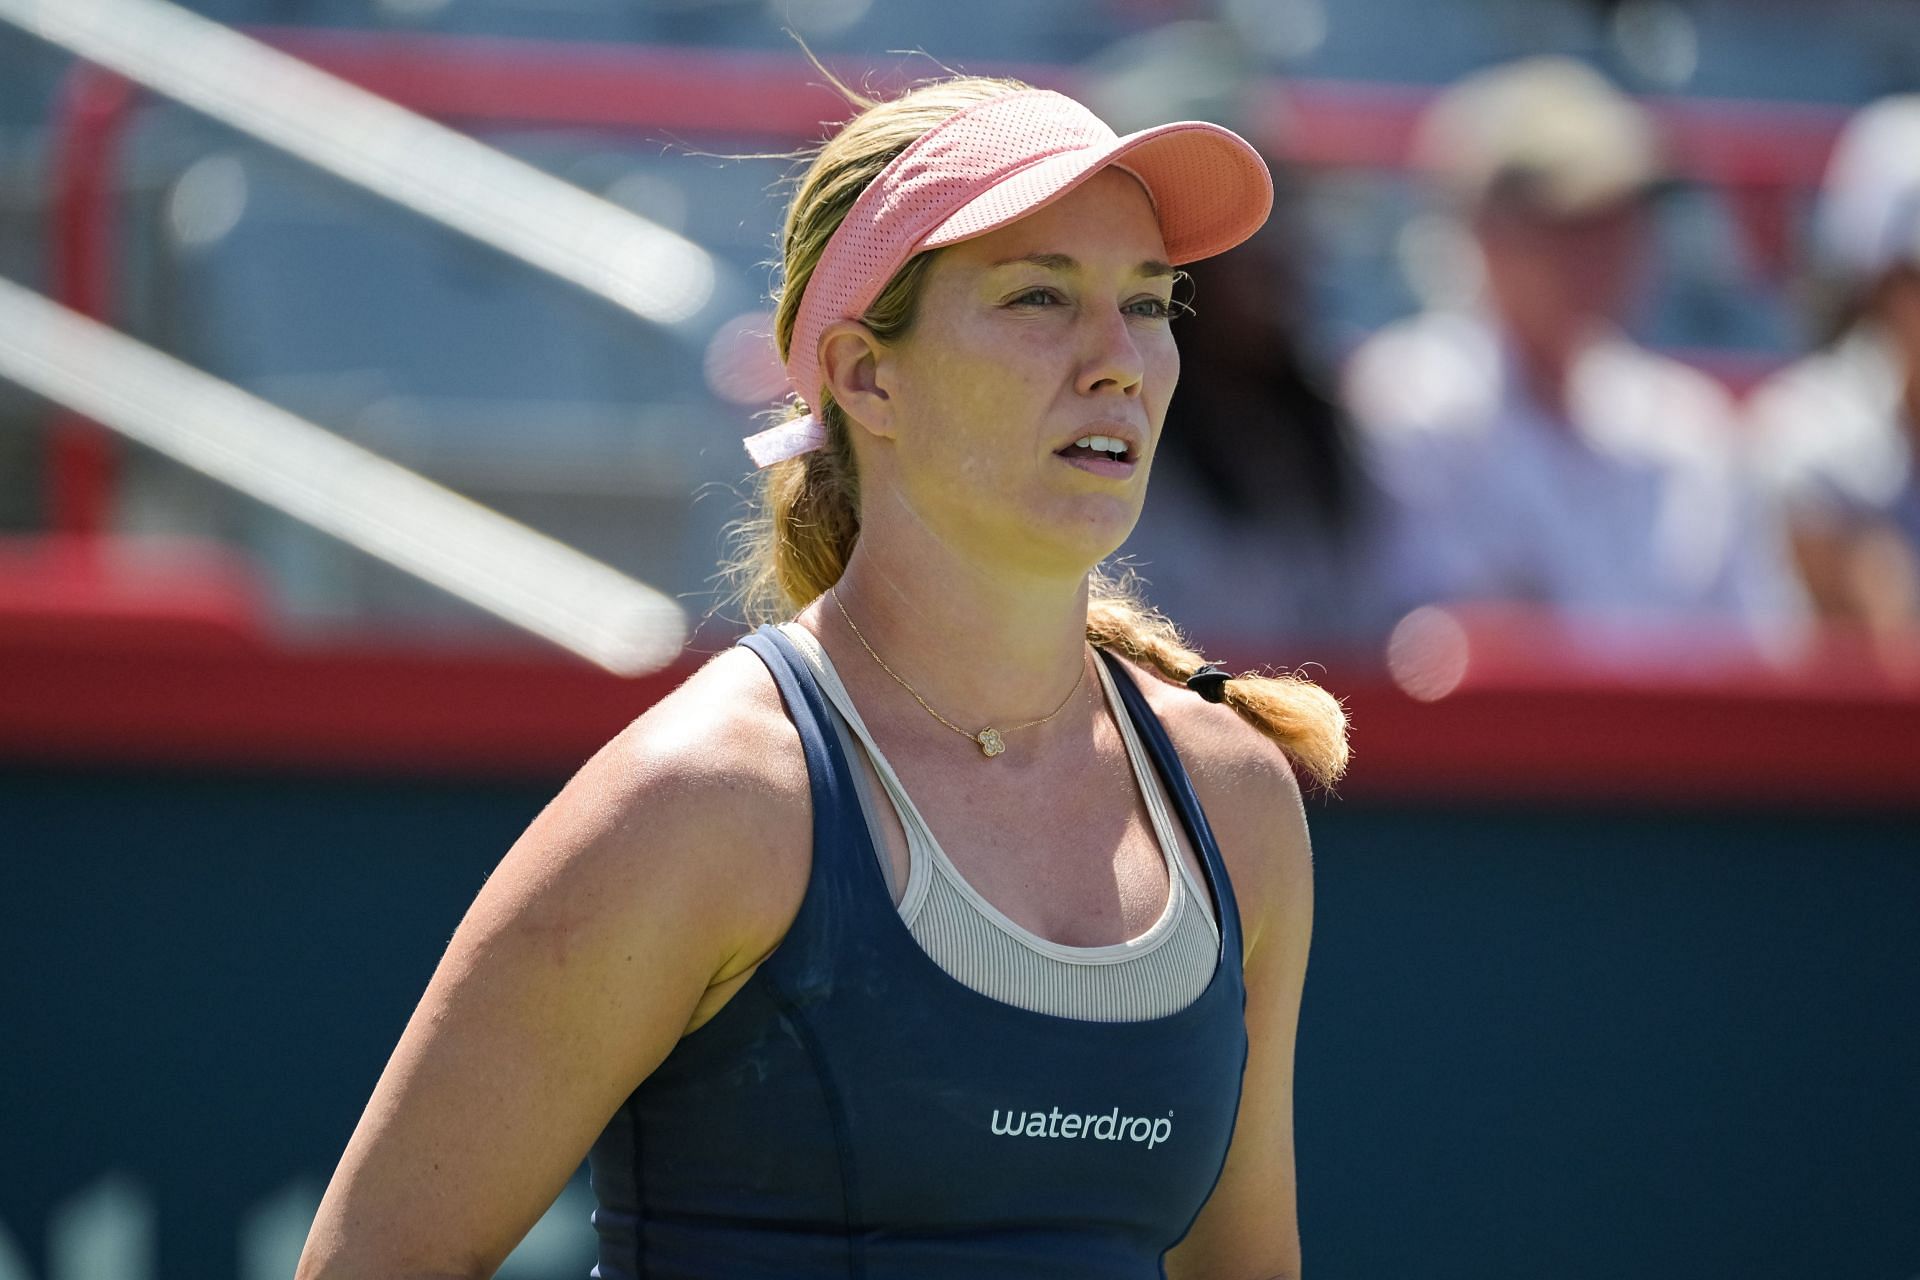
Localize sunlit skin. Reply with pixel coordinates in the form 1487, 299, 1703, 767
803, 167, 1181, 732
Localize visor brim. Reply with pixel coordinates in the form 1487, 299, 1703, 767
919, 119, 1274, 265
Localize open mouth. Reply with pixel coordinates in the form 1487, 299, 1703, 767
1055, 434, 1135, 465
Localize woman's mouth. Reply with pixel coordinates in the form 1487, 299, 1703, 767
1055, 434, 1136, 476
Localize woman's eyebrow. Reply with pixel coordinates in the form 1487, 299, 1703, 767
988, 251, 1078, 272
987, 252, 1177, 278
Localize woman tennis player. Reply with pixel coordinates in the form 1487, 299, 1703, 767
298, 74, 1347, 1280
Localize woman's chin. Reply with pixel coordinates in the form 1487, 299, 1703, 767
999, 506, 1141, 577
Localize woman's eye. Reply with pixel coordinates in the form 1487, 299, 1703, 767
1007, 290, 1175, 317
1126, 297, 1176, 320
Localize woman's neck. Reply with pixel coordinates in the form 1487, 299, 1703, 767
803, 537, 1095, 748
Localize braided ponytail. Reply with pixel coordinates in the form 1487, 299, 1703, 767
1086, 571, 1348, 788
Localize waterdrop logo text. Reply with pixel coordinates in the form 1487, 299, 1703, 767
988, 1106, 1174, 1150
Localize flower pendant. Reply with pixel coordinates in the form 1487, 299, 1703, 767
975, 727, 1006, 758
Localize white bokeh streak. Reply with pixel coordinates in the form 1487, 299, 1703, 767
0, 276, 686, 675
0, 0, 715, 325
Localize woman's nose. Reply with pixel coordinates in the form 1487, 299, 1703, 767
1075, 307, 1147, 398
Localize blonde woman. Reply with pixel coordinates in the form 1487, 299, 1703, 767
298, 75, 1346, 1280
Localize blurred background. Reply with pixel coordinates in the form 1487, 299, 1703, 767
2, 0, 1918, 1277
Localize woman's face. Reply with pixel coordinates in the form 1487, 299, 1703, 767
862, 167, 1180, 576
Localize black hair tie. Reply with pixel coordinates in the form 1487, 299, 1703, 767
1186, 664, 1232, 704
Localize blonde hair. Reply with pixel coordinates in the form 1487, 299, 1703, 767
727, 75, 1349, 788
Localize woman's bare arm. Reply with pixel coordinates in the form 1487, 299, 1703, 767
296, 651, 808, 1280
1160, 698, 1316, 1280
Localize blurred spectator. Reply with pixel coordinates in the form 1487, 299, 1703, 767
1747, 95, 1920, 639
1090, 22, 1407, 648
1344, 56, 1806, 645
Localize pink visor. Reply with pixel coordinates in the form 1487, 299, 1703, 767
743, 87, 1274, 468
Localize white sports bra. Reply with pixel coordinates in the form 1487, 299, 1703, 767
779, 623, 1219, 1023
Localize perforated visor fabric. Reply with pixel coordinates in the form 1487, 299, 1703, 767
918, 125, 1271, 259
783, 89, 1273, 417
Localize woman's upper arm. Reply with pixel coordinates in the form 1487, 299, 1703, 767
1165, 712, 1315, 1280
298, 656, 806, 1279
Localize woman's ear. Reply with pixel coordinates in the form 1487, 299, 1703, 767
819, 320, 896, 441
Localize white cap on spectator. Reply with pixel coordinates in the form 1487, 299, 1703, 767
1082, 20, 1264, 140
1816, 94, 1920, 283
1413, 56, 1663, 217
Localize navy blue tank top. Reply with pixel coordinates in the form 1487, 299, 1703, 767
587, 625, 1249, 1279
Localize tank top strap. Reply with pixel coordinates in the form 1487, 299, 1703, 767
1093, 650, 1245, 964
735, 624, 896, 936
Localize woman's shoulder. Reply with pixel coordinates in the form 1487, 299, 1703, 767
621, 641, 801, 774
1106, 651, 1302, 803
1105, 652, 1312, 942
519, 644, 813, 952
599, 642, 811, 846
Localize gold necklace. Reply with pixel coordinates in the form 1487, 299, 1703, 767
829, 588, 1087, 759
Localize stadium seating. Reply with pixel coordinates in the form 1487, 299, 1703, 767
6, 0, 1914, 638
113, 105, 784, 628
